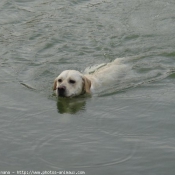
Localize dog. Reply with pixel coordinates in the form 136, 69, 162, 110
53, 58, 127, 97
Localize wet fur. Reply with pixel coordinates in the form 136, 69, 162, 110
53, 58, 125, 97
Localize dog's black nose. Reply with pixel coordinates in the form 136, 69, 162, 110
58, 86, 66, 97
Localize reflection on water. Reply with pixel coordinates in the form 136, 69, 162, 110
56, 96, 87, 114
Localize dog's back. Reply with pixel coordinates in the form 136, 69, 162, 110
84, 58, 128, 93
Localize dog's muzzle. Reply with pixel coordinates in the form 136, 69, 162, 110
57, 86, 66, 97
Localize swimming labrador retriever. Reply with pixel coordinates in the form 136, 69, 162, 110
53, 58, 126, 97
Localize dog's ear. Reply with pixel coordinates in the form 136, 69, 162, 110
53, 78, 57, 90
82, 76, 91, 94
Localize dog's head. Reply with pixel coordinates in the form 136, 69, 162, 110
53, 70, 91, 97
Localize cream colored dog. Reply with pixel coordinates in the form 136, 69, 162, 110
53, 58, 126, 97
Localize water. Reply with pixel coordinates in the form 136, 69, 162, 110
0, 0, 175, 174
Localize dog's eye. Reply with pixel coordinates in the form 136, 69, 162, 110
69, 79, 76, 84
58, 79, 62, 83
